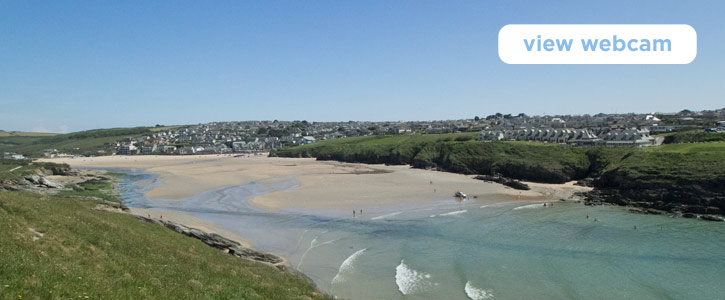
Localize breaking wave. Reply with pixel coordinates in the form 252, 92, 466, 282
513, 203, 544, 210
465, 281, 494, 300
331, 248, 367, 285
430, 210, 467, 217
371, 212, 402, 220
395, 260, 435, 295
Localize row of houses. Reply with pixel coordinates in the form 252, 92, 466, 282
2, 152, 26, 160
477, 128, 656, 147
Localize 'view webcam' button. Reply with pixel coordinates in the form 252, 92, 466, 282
498, 24, 697, 64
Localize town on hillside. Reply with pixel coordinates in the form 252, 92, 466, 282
26, 108, 725, 158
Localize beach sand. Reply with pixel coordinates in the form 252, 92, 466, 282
42, 155, 591, 212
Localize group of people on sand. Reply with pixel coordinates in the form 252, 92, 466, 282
542, 202, 555, 207
353, 209, 362, 217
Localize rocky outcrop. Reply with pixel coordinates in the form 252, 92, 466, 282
135, 216, 284, 266
94, 201, 130, 212
473, 175, 530, 190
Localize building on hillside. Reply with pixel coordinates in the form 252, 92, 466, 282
599, 128, 655, 147
117, 144, 138, 155
477, 128, 653, 147
141, 144, 157, 154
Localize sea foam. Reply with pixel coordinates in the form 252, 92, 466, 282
371, 212, 402, 220
513, 203, 544, 210
331, 248, 366, 285
430, 210, 467, 217
465, 281, 494, 300
395, 260, 435, 295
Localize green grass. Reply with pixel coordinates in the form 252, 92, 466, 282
0, 127, 154, 157
56, 178, 121, 203
0, 160, 37, 181
0, 130, 58, 137
274, 133, 590, 183
275, 133, 725, 190
599, 142, 725, 185
149, 125, 182, 132
0, 191, 331, 300
663, 131, 725, 144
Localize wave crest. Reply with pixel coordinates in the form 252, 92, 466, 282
465, 281, 494, 300
331, 248, 367, 285
395, 260, 435, 295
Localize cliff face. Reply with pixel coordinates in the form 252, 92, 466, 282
588, 169, 725, 215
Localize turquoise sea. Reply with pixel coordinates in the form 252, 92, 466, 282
115, 170, 725, 300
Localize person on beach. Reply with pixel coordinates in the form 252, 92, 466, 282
353, 210, 355, 217
360, 209, 362, 215
586, 215, 589, 219
634, 225, 637, 230
543, 203, 547, 207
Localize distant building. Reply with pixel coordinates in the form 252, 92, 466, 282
299, 136, 316, 145
3, 152, 26, 160
141, 144, 157, 154
477, 128, 653, 147
599, 128, 655, 147
117, 144, 138, 155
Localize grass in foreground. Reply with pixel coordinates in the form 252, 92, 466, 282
0, 191, 331, 300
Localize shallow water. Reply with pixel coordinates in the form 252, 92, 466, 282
116, 171, 725, 300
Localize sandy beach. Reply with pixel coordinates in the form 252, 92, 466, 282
41, 155, 591, 213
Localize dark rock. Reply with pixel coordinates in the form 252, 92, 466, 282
229, 246, 284, 265
699, 215, 723, 222
39, 177, 63, 189
682, 213, 696, 218
645, 209, 666, 215
134, 216, 284, 265
705, 207, 722, 214
576, 177, 595, 187
25, 175, 41, 184
474, 175, 530, 190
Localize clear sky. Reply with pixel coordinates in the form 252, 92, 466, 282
1, 0, 724, 133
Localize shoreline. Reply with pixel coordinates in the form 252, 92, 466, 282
40, 155, 592, 213
39, 155, 594, 273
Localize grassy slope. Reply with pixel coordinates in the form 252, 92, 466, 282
0, 127, 153, 157
663, 131, 725, 144
274, 133, 591, 183
0, 191, 330, 300
0, 131, 59, 137
0, 160, 70, 182
274, 133, 725, 190
599, 142, 725, 187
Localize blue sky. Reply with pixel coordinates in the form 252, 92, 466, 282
1, 0, 724, 133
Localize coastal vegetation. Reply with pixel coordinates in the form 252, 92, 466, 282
0, 159, 70, 181
663, 130, 725, 144
0, 130, 58, 137
0, 190, 331, 299
273, 133, 725, 215
0, 127, 154, 157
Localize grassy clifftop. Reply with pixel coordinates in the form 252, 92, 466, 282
274, 134, 725, 213
273, 133, 591, 183
0, 191, 331, 299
